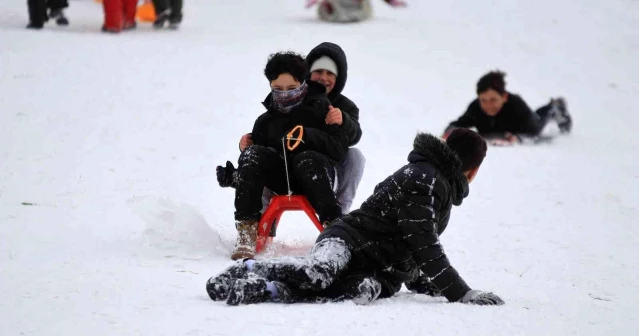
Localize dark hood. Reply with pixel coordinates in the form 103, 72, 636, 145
408, 133, 469, 206
306, 42, 348, 101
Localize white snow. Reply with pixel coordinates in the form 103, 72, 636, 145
1, 0, 638, 335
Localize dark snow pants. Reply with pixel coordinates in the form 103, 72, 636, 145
252, 237, 350, 291
152, 0, 183, 22
234, 145, 342, 223
251, 237, 384, 303
532, 103, 555, 135
27, 0, 68, 25
483, 102, 558, 142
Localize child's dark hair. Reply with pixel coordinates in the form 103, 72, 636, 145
476, 70, 507, 95
446, 128, 487, 171
264, 51, 307, 83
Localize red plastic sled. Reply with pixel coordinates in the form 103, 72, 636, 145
255, 195, 324, 254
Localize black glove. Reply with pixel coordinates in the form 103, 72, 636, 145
216, 161, 236, 188
459, 290, 505, 306
405, 276, 442, 297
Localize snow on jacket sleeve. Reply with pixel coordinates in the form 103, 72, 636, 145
391, 166, 471, 302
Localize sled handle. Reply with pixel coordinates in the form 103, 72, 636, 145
286, 125, 304, 151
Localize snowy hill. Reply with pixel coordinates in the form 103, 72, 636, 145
1, 0, 638, 335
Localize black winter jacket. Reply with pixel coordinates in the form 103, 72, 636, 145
446, 93, 542, 137
306, 42, 362, 146
319, 133, 472, 302
251, 80, 350, 163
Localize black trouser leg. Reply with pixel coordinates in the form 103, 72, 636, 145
291, 151, 342, 223
169, 0, 183, 22
47, 0, 68, 11
151, 0, 169, 15
533, 103, 554, 135
234, 146, 289, 222
251, 237, 351, 291
27, 0, 47, 25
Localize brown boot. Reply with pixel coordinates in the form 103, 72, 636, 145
230, 220, 258, 260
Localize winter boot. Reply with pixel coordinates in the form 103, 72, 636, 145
26, 22, 44, 29
122, 21, 137, 31
101, 26, 121, 33
230, 220, 258, 260
168, 19, 180, 30
153, 9, 170, 29
226, 273, 273, 305
49, 9, 69, 26
205, 259, 251, 301
349, 277, 382, 305
168, 10, 182, 29
550, 97, 572, 134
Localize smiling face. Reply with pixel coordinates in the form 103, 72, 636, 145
478, 89, 508, 116
270, 73, 301, 91
310, 69, 337, 94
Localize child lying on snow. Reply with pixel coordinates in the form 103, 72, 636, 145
443, 70, 573, 146
206, 128, 504, 306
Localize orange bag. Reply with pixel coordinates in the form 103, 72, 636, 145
136, 1, 156, 22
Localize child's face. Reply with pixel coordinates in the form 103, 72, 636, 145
478, 89, 508, 116
310, 69, 337, 94
270, 73, 301, 91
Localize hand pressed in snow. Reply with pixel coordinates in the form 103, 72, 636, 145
460, 290, 505, 306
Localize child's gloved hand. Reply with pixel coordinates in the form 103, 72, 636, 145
216, 161, 236, 188
460, 290, 505, 305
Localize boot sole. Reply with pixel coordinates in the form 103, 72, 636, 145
231, 246, 255, 260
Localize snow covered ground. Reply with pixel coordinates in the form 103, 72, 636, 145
1, 0, 638, 335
